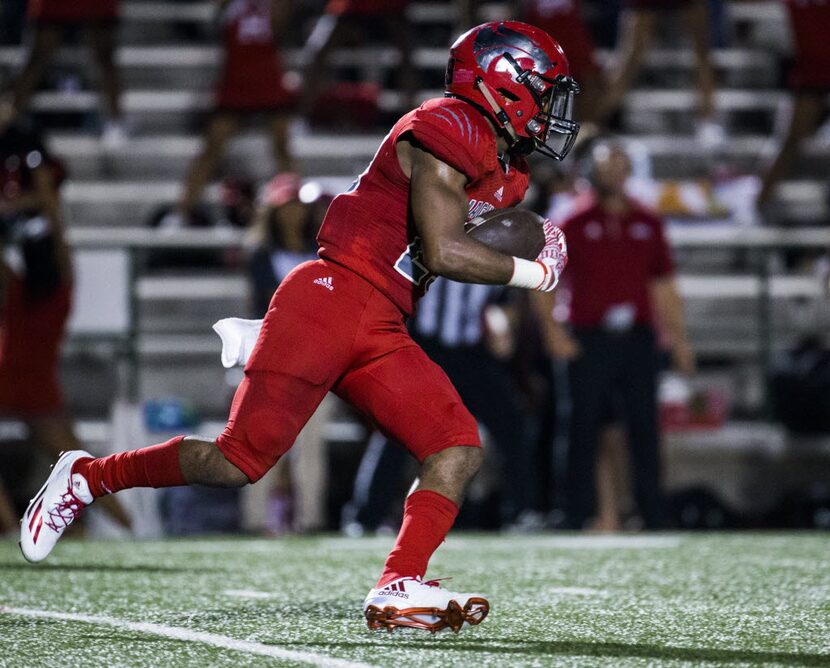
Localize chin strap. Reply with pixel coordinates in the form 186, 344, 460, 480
475, 78, 520, 146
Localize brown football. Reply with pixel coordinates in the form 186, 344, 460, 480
465, 207, 546, 260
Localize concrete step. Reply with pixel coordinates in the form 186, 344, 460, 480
48, 132, 380, 180
47, 131, 830, 181
19, 87, 806, 137
0, 46, 779, 89
60, 178, 829, 228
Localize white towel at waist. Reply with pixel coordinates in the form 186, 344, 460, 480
212, 317, 264, 368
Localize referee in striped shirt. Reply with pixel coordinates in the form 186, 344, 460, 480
342, 277, 534, 532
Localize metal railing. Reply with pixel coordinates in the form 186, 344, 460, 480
66, 224, 830, 406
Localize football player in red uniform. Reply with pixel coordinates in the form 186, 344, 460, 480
20, 22, 578, 633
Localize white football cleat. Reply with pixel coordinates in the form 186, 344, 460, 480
363, 576, 489, 633
20, 451, 94, 563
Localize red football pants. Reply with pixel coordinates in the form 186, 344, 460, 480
215, 259, 480, 482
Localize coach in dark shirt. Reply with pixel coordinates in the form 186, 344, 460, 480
540, 140, 694, 529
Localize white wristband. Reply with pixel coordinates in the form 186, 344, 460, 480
508, 257, 546, 290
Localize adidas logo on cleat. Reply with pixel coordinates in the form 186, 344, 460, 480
380, 580, 409, 598
379, 590, 409, 598
313, 276, 334, 291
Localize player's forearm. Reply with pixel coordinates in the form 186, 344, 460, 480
422, 235, 515, 284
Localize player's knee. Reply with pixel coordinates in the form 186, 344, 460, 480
181, 438, 250, 488
424, 445, 483, 485
218, 462, 249, 488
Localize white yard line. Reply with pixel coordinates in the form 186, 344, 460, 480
512, 535, 682, 550
0, 606, 375, 668
223, 589, 276, 599
547, 587, 607, 597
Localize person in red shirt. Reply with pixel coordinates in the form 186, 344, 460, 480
21, 22, 578, 633
0, 116, 130, 532
0, 0, 124, 145
537, 138, 694, 530
170, 0, 297, 224
757, 0, 830, 210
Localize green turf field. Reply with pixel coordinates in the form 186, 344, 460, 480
0, 533, 827, 667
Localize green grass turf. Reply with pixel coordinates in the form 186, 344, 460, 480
0, 533, 828, 667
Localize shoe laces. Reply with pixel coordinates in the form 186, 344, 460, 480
44, 484, 86, 532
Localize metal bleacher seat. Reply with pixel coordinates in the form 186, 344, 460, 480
1, 0, 825, 419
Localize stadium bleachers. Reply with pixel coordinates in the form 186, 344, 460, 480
2, 1, 828, 425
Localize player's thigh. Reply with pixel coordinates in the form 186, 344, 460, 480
335, 345, 480, 462
218, 261, 372, 481
216, 369, 330, 483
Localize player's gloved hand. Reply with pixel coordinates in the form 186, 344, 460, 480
507, 219, 568, 292
534, 219, 568, 291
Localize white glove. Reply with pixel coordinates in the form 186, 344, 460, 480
212, 317, 263, 368
508, 219, 568, 292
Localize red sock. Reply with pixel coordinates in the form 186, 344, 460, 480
72, 436, 187, 498
377, 489, 459, 588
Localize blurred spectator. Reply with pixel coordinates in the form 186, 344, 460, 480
246, 173, 331, 533
592, 0, 721, 145
756, 0, 830, 214
342, 278, 536, 533
519, 0, 604, 124
247, 173, 321, 313
219, 176, 257, 230
535, 139, 694, 529
299, 0, 416, 118
165, 0, 297, 228
0, 115, 130, 529
0, 0, 125, 147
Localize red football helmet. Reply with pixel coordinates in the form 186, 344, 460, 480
445, 21, 580, 160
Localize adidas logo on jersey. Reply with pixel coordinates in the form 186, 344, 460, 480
494, 186, 504, 202
313, 276, 334, 291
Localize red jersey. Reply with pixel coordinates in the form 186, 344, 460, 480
785, 0, 830, 90
521, 0, 598, 81
317, 97, 530, 316
215, 0, 295, 111
559, 197, 674, 329
0, 274, 71, 415
28, 0, 118, 23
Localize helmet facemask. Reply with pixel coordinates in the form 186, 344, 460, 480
487, 52, 580, 160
